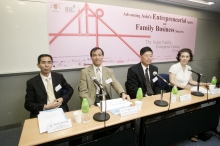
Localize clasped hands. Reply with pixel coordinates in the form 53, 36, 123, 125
44, 98, 63, 110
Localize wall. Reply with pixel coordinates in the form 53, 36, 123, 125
0, 0, 219, 126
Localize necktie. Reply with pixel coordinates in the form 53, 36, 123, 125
96, 68, 101, 83
145, 68, 154, 96
96, 68, 101, 94
46, 77, 56, 102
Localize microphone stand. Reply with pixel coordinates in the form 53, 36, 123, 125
191, 74, 204, 97
93, 88, 110, 122
154, 80, 168, 107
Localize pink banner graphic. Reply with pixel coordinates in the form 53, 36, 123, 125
46, 0, 197, 69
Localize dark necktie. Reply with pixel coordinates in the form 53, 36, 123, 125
145, 68, 154, 95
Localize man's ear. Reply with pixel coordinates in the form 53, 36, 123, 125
37, 63, 40, 68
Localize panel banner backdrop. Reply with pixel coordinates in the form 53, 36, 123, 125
46, 0, 197, 69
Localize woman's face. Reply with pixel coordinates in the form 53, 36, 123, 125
179, 52, 190, 65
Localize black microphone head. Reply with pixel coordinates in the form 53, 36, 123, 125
153, 71, 157, 76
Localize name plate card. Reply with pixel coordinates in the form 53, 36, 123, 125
180, 94, 191, 102
47, 119, 72, 133
120, 106, 138, 117
210, 89, 220, 94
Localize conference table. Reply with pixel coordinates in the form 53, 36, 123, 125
18, 89, 220, 146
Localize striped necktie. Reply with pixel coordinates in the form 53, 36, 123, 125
96, 68, 101, 94
145, 68, 154, 96
46, 77, 56, 102
96, 68, 101, 83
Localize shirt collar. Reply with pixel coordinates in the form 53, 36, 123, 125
93, 64, 102, 72
141, 63, 149, 71
40, 73, 52, 80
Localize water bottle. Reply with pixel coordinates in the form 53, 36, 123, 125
136, 88, 143, 100
211, 76, 217, 85
171, 86, 178, 102
81, 98, 90, 123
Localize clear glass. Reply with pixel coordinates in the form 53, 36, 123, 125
171, 93, 177, 102
82, 113, 90, 123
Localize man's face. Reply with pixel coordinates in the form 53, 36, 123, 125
140, 51, 153, 67
37, 56, 53, 76
91, 49, 104, 67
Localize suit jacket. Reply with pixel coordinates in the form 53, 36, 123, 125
79, 65, 125, 106
127, 63, 160, 99
24, 72, 73, 118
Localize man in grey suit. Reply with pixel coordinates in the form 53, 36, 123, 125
24, 54, 73, 118
79, 47, 130, 107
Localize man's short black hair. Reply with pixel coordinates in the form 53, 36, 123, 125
140, 46, 153, 55
90, 47, 104, 57
38, 54, 53, 64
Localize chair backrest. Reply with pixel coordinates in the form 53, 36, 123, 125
125, 81, 128, 93
158, 73, 170, 92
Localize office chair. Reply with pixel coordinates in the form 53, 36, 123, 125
125, 81, 129, 93
158, 73, 170, 92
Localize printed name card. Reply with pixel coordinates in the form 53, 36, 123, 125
179, 94, 191, 102
47, 119, 72, 133
120, 106, 138, 117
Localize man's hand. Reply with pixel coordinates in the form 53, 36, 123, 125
122, 93, 130, 101
44, 99, 62, 110
90, 105, 96, 108
56, 97, 63, 104
183, 85, 191, 90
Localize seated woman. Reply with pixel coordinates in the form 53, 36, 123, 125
169, 48, 208, 142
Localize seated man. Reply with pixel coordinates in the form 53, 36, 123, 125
79, 47, 130, 107
24, 54, 73, 118
127, 46, 160, 99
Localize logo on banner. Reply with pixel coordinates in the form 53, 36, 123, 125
65, 5, 76, 13
50, 3, 61, 12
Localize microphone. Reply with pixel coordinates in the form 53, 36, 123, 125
92, 77, 104, 89
92, 77, 110, 122
153, 71, 169, 84
188, 69, 204, 96
152, 71, 169, 107
188, 69, 203, 77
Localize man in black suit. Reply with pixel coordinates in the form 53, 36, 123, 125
127, 47, 160, 99
24, 54, 73, 118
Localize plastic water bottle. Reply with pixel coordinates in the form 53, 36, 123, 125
211, 76, 217, 85
81, 98, 90, 123
136, 88, 143, 100
171, 86, 178, 102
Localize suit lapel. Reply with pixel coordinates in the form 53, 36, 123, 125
88, 65, 95, 79
36, 74, 47, 94
149, 65, 154, 87
51, 72, 58, 98
138, 63, 146, 87
102, 67, 108, 87
88, 65, 96, 87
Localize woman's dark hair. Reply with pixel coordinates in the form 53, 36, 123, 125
176, 48, 193, 62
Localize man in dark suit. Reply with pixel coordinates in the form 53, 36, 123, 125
24, 54, 73, 118
127, 47, 160, 99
